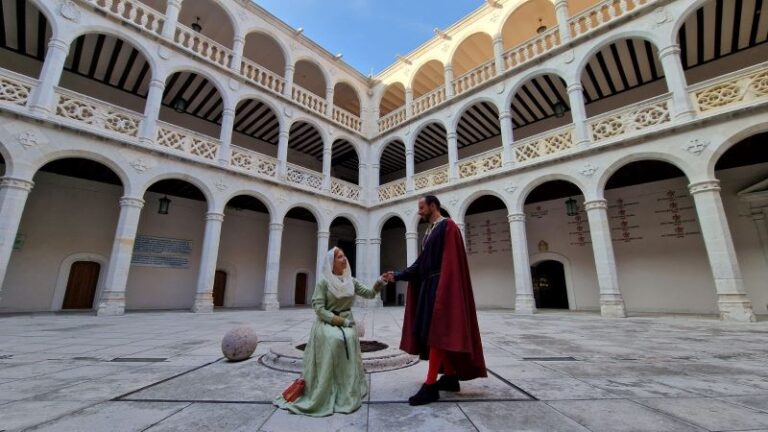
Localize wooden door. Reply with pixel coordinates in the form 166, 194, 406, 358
62, 261, 101, 310
294, 273, 307, 305
213, 270, 227, 307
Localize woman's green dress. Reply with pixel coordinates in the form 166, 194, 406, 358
274, 278, 381, 417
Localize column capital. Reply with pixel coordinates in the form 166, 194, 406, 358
0, 177, 34, 192
658, 44, 682, 59
285, 64, 296, 72
318, 230, 331, 238
269, 223, 284, 231
222, 107, 236, 117
508, 212, 526, 223
405, 231, 418, 240
405, 87, 413, 95
405, 148, 414, 157
355, 238, 368, 245
233, 35, 245, 44
168, 0, 184, 8
447, 131, 458, 140
567, 82, 583, 94
369, 237, 382, 245
583, 199, 608, 211
688, 180, 721, 195
205, 211, 225, 222
48, 38, 69, 52
499, 110, 512, 120
279, 129, 290, 140
444, 64, 453, 72
493, 35, 504, 45
554, 0, 569, 8
149, 78, 165, 89
371, 163, 381, 169
119, 197, 145, 209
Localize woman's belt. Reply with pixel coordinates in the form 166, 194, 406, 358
331, 308, 351, 360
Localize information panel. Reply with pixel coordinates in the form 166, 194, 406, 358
131, 235, 192, 268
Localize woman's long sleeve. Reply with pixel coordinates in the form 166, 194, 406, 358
312, 281, 336, 325
354, 279, 384, 299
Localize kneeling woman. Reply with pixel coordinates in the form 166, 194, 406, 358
274, 247, 385, 417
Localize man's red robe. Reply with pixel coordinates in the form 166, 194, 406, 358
398, 218, 487, 381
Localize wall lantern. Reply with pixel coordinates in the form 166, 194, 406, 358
191, 17, 202, 32
172, 96, 188, 113
536, 18, 547, 34
553, 101, 566, 118
565, 196, 578, 217
158, 195, 171, 215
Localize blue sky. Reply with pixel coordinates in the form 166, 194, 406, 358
253, 0, 480, 76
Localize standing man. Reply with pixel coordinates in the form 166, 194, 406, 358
386, 195, 486, 406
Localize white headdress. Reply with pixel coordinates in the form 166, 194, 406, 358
323, 247, 354, 298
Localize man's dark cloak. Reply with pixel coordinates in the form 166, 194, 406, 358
396, 218, 487, 381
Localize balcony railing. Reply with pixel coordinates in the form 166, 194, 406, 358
0, 69, 34, 107
513, 125, 575, 164
330, 178, 362, 201
155, 121, 220, 161
292, 84, 328, 117
174, 23, 233, 69
503, 27, 560, 70
414, 165, 449, 191
286, 163, 324, 192
453, 62, 496, 96
230, 145, 278, 179
240, 58, 286, 95
378, 179, 407, 202
80, 0, 164, 35
378, 106, 407, 134
690, 61, 768, 115
332, 106, 362, 133
569, 0, 656, 39
457, 148, 503, 180
589, 94, 672, 143
55, 87, 143, 139
411, 87, 447, 116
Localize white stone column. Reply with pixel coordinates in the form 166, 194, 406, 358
217, 107, 236, 166
689, 180, 756, 322
277, 128, 290, 180
456, 222, 467, 247
750, 208, 768, 265
358, 237, 383, 308
0, 177, 34, 303
584, 200, 627, 318
567, 82, 590, 147
499, 110, 515, 167
230, 36, 245, 73
284, 65, 295, 97
447, 131, 459, 182
659, 44, 696, 120
325, 86, 335, 116
405, 231, 418, 264
554, 0, 572, 43
370, 163, 381, 205
316, 230, 330, 285
28, 38, 69, 115
444, 64, 455, 99
405, 146, 415, 194
322, 143, 333, 191
508, 213, 536, 314
405, 88, 414, 117
97, 197, 144, 316
261, 222, 283, 310
138, 79, 165, 145
355, 238, 368, 281
161, 0, 184, 39
192, 211, 225, 313
493, 36, 505, 74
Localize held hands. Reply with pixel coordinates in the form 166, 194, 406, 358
379, 271, 396, 283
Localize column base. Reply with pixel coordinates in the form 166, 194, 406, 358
260, 294, 280, 311
600, 294, 627, 318
576, 139, 591, 148
674, 110, 696, 121
29, 105, 51, 117
138, 136, 154, 146
192, 293, 214, 314
718, 295, 757, 322
515, 295, 537, 314
96, 292, 125, 316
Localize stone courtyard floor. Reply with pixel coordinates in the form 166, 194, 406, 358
1, 308, 768, 431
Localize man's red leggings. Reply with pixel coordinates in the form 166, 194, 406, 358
425, 347, 456, 384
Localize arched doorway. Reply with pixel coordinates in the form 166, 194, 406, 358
281, 207, 319, 306
294, 272, 308, 305
380, 216, 407, 306
212, 270, 227, 307
530, 260, 568, 309
62, 261, 101, 310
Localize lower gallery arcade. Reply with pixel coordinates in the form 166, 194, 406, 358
0, 131, 767, 317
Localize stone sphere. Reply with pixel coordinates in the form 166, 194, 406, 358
221, 326, 258, 361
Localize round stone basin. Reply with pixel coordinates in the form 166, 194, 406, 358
261, 339, 419, 373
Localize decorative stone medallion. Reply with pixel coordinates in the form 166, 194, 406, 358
158, 45, 171, 60
130, 158, 149, 173
59, 0, 81, 22
684, 138, 710, 156
16, 130, 40, 150
579, 163, 599, 177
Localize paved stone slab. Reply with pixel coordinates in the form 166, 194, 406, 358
720, 395, 768, 413
143, 402, 274, 431
633, 397, 768, 431
0, 376, 88, 400
547, 399, 704, 432
512, 377, 619, 400
261, 404, 366, 432
0, 400, 96, 431
368, 403, 475, 432
459, 401, 591, 432
652, 374, 768, 397
581, 377, 701, 398
25, 401, 189, 432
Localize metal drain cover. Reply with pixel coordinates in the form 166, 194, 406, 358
110, 357, 167, 363
522, 356, 578, 361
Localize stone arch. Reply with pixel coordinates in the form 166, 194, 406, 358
333, 81, 361, 116
280, 202, 326, 229
221, 189, 276, 217
242, 29, 289, 76
138, 172, 215, 209
51, 252, 109, 311
66, 26, 160, 77
707, 123, 768, 179
529, 251, 577, 311
376, 213, 408, 236
573, 31, 664, 84
410, 59, 446, 98
177, 0, 238, 47
378, 82, 406, 116
516, 173, 588, 210
597, 152, 695, 196
449, 31, 495, 77
504, 68, 571, 108
293, 58, 329, 97
162, 64, 231, 109
30, 150, 131, 194
450, 96, 502, 132
330, 213, 362, 236
459, 189, 511, 220
499, 0, 557, 50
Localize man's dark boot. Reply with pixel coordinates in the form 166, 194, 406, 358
408, 382, 439, 406
436, 374, 460, 392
